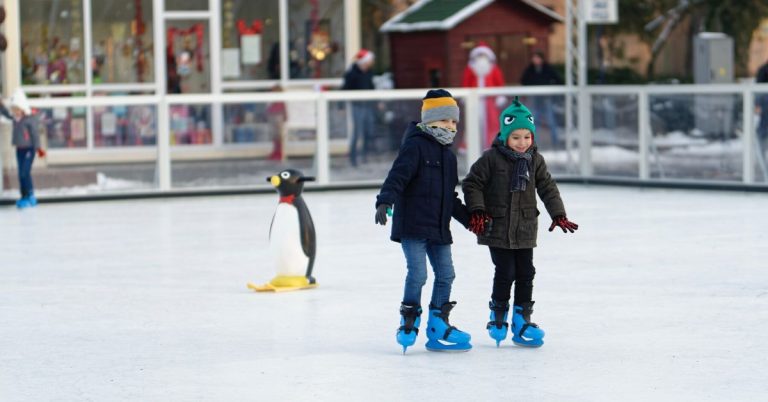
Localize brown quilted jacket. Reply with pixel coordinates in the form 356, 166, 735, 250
462, 145, 566, 249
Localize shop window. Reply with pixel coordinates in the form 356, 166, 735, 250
165, 0, 208, 11
220, 0, 280, 81
287, 0, 345, 79
20, 0, 85, 85
166, 20, 210, 94
90, 0, 154, 84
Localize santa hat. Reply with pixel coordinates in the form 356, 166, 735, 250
469, 42, 496, 63
355, 49, 374, 65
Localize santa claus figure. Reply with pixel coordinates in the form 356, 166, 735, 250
461, 43, 506, 148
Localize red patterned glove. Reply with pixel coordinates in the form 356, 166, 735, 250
548, 215, 578, 233
37, 148, 47, 158
469, 211, 493, 236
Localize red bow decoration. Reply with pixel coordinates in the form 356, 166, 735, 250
166, 24, 205, 72
237, 20, 263, 36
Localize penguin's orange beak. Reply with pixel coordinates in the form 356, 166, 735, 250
269, 176, 280, 187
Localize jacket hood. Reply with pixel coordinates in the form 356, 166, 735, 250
9, 88, 31, 115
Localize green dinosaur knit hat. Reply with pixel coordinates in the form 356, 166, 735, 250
499, 97, 536, 143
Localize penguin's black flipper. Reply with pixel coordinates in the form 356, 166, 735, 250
294, 196, 316, 279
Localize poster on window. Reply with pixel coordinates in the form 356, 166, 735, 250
101, 112, 117, 136
241, 35, 261, 65
221, 48, 241, 78
71, 118, 86, 141
53, 107, 68, 120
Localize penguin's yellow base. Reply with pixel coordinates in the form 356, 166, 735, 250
247, 276, 317, 293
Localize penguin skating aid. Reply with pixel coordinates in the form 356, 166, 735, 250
247, 169, 318, 292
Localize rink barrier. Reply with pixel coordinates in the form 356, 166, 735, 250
2, 84, 768, 202
2, 179, 767, 206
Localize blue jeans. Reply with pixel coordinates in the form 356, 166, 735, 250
401, 238, 456, 307
16, 148, 35, 198
349, 104, 374, 166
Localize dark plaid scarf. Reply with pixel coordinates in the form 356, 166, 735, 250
495, 143, 533, 192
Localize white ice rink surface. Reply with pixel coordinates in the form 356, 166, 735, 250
1, 185, 767, 402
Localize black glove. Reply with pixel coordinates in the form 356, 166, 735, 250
375, 203, 391, 225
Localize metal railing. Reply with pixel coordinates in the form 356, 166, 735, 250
2, 83, 768, 200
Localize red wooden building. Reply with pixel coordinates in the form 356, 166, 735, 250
381, 0, 563, 88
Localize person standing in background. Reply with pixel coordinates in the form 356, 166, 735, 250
520, 51, 563, 149
342, 49, 376, 167
461, 43, 506, 149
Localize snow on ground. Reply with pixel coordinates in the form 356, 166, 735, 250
1, 185, 767, 401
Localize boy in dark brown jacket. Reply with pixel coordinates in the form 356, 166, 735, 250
462, 97, 578, 347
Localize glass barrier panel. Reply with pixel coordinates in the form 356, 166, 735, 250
510, 94, 576, 176
4, 106, 158, 197
170, 101, 316, 189
591, 94, 639, 178
93, 105, 157, 147
649, 94, 742, 181
37, 106, 88, 149
327, 98, 471, 183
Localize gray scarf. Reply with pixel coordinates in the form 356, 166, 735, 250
417, 123, 456, 145
495, 143, 533, 192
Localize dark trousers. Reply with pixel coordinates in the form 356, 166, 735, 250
489, 247, 535, 306
16, 148, 36, 198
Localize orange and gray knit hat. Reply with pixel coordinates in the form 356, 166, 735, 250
421, 89, 460, 123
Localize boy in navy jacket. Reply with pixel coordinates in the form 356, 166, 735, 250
375, 89, 472, 353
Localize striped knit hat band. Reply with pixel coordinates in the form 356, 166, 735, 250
421, 89, 460, 123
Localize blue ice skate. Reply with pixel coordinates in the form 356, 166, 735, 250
396, 303, 422, 354
16, 198, 31, 209
511, 302, 545, 348
27, 195, 38, 207
425, 302, 472, 352
487, 300, 509, 347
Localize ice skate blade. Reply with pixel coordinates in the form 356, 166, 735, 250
425, 339, 472, 352
512, 337, 543, 348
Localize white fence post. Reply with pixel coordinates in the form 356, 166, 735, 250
578, 91, 592, 176
638, 90, 650, 180
315, 93, 330, 185
464, 89, 482, 167
156, 99, 172, 191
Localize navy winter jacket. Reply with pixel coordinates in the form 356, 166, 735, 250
342, 64, 374, 90
376, 122, 470, 244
